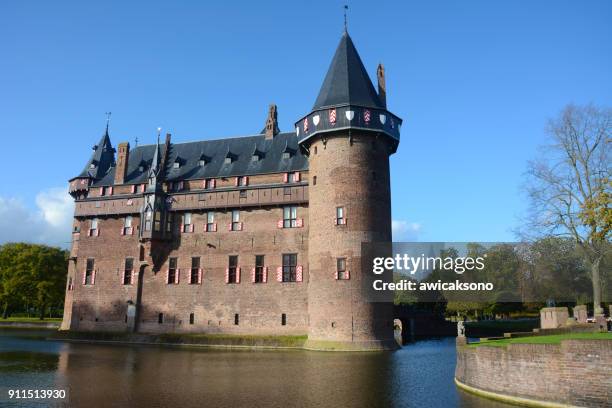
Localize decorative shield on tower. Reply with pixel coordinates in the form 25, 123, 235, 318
313, 115, 320, 126
303, 118, 309, 132
364, 109, 371, 124
345, 110, 354, 121
379, 114, 386, 125
329, 108, 337, 125
295, 126, 300, 136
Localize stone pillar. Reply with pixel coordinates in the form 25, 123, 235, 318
573, 305, 588, 324
540, 307, 569, 329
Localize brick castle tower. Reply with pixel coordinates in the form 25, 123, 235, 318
296, 31, 401, 350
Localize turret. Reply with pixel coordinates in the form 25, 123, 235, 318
296, 31, 401, 350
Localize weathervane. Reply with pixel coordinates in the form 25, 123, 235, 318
343, 4, 348, 31
105, 112, 111, 133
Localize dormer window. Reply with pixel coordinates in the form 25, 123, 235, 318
139, 166, 144, 172
252, 155, 259, 162
224, 157, 232, 164
173, 162, 180, 169
89, 164, 96, 169
198, 160, 206, 166
282, 152, 291, 159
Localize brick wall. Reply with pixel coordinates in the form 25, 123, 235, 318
455, 340, 612, 406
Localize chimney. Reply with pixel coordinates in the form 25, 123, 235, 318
115, 142, 130, 184
264, 104, 280, 139
377, 63, 387, 108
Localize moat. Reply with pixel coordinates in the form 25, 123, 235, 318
0, 329, 513, 408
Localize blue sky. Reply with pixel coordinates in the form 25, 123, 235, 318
1, 0, 611, 247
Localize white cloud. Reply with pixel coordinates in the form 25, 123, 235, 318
0, 188, 74, 249
392, 220, 422, 241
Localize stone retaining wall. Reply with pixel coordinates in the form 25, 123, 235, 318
455, 339, 612, 407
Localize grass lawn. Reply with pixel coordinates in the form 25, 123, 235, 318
0, 317, 62, 323
465, 319, 539, 332
470, 332, 612, 347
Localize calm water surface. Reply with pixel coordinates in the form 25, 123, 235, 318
0, 329, 512, 408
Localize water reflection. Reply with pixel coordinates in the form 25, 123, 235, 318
0, 330, 512, 408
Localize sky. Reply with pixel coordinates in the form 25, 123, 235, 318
1, 0, 611, 248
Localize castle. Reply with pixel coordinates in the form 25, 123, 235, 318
61, 30, 402, 351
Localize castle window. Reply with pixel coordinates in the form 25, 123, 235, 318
282, 253, 297, 282
206, 212, 216, 232
154, 211, 161, 232
123, 216, 133, 235
167, 257, 178, 284
189, 313, 195, 325
166, 212, 174, 233
314, 146, 318, 154
190, 257, 201, 284
224, 157, 232, 164
251, 154, 259, 162
337, 258, 349, 280
158, 313, 164, 324
227, 255, 239, 283
255, 255, 265, 283
313, 176, 317, 186
84, 258, 95, 285
68, 277, 73, 291
230, 210, 241, 231
283, 206, 297, 228
281, 313, 287, 326
198, 160, 206, 167
89, 218, 99, 236
284, 187, 292, 195
171, 181, 184, 192
335, 207, 346, 225
234, 313, 239, 325
182, 212, 193, 233
282, 152, 291, 159
100, 187, 107, 196
205, 179, 215, 189
237, 176, 248, 187
145, 209, 152, 231
123, 258, 134, 285
239, 190, 247, 198
173, 161, 180, 169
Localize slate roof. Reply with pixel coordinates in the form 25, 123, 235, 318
312, 31, 384, 111
86, 132, 308, 187
76, 130, 116, 179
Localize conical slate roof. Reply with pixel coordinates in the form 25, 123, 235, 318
312, 31, 383, 110
77, 128, 115, 179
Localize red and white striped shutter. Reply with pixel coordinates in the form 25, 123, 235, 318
131, 185, 136, 193
203, 223, 208, 232
333, 217, 338, 226
296, 218, 303, 228
180, 224, 184, 233
198, 268, 202, 284
131, 271, 135, 285
129, 227, 134, 235
202, 180, 207, 188
99, 187, 104, 195
188, 269, 192, 284
346, 270, 350, 280
236, 267, 240, 283
109, 186, 113, 195
228, 223, 232, 231
212, 223, 217, 232
141, 183, 146, 192
87, 229, 92, 237
175, 269, 180, 284
178, 181, 184, 190
225, 268, 229, 284
234, 177, 239, 186
277, 219, 284, 229
251, 268, 256, 283
245, 176, 249, 186
121, 227, 125, 236
92, 270, 96, 285
120, 270, 124, 285
277, 267, 283, 282
238, 222, 243, 231
82, 270, 87, 285
296, 265, 303, 282
95, 229, 100, 237
294, 172, 301, 182
211, 179, 216, 188
165, 269, 169, 284
189, 224, 194, 233
263, 267, 268, 283
283, 173, 288, 183
334, 270, 339, 280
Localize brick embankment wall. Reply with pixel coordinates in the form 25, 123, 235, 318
455, 340, 612, 407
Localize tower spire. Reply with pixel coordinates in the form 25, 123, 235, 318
343, 4, 348, 32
